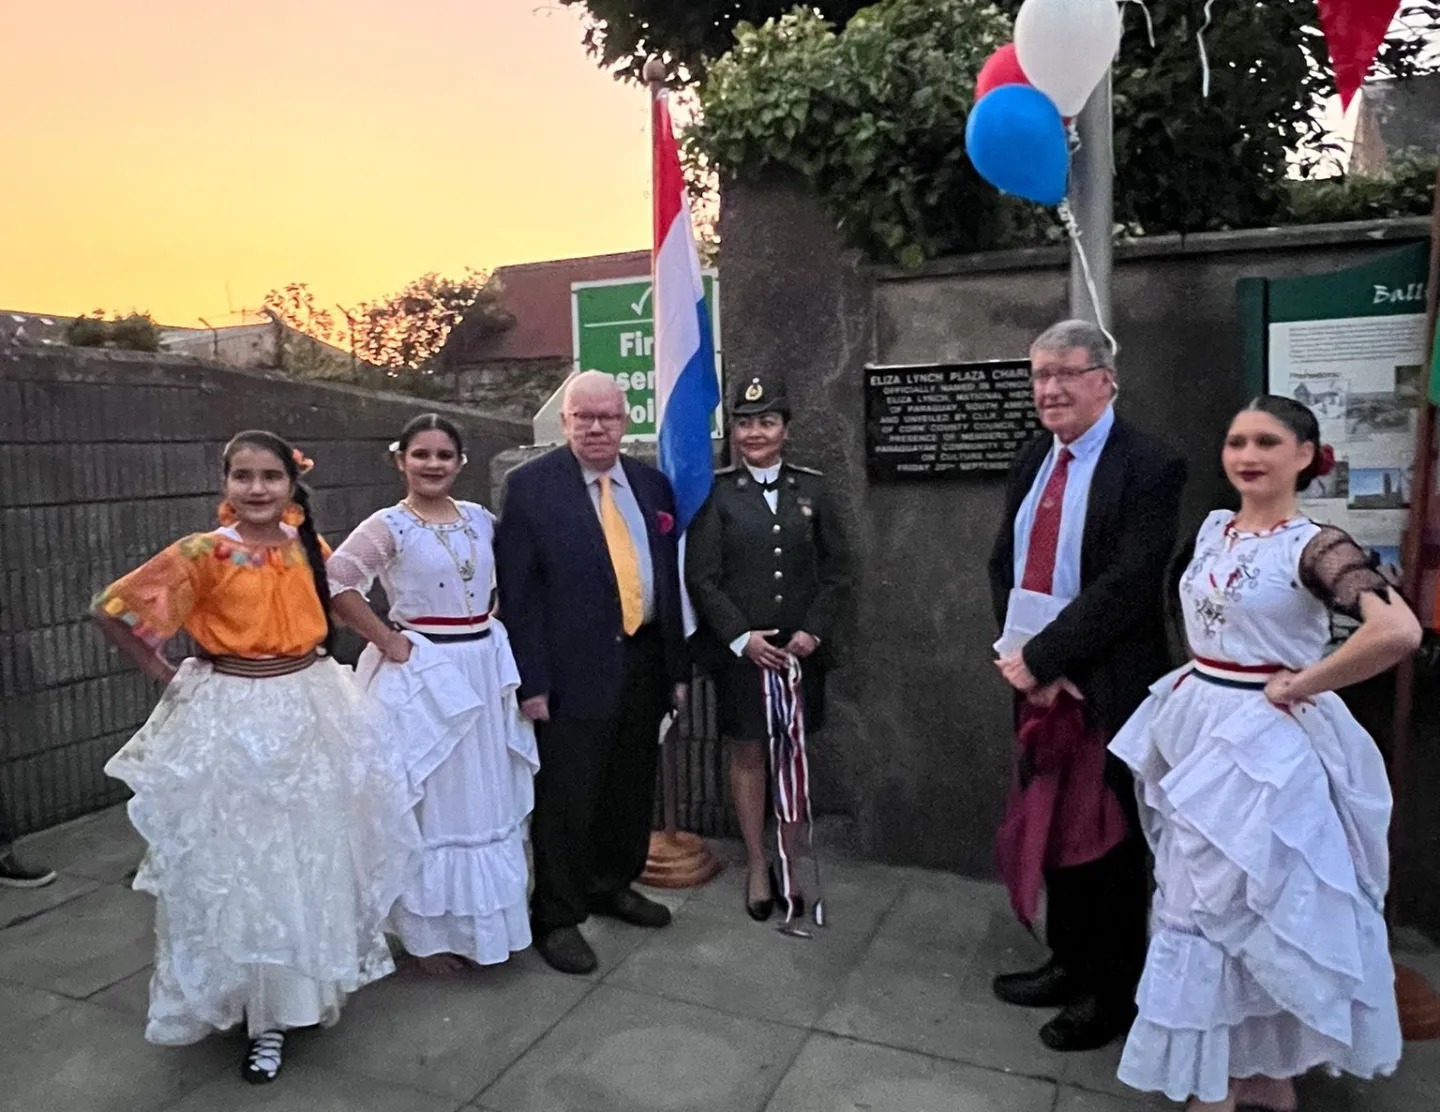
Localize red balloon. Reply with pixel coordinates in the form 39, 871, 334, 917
975, 44, 1031, 102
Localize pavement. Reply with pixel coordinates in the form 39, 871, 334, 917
3, 805, 1439, 1112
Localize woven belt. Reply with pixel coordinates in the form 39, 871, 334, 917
412, 628, 491, 643
208, 652, 319, 678
1188, 656, 1283, 690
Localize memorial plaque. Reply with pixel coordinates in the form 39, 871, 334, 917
864, 360, 1042, 480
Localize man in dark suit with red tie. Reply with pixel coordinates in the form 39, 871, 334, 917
495, 371, 690, 975
988, 320, 1187, 1052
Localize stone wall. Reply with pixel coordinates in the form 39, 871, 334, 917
0, 348, 529, 836
719, 178, 1436, 919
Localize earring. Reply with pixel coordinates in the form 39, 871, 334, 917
217, 500, 239, 526
281, 503, 305, 527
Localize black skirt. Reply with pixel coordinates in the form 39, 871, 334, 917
691, 629, 827, 741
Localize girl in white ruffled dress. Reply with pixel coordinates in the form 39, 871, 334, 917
329, 414, 538, 974
1109, 396, 1421, 1112
93, 431, 415, 1084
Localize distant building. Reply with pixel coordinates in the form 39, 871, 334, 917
436, 250, 650, 422
1349, 74, 1440, 177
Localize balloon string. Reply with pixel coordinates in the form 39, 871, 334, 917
1119, 0, 1155, 47
1197, 0, 1218, 98
1058, 199, 1119, 358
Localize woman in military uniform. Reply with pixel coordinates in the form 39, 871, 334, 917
685, 374, 850, 921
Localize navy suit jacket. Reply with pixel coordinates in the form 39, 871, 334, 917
494, 446, 689, 720
987, 417, 1188, 737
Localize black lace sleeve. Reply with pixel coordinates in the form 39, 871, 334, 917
1298, 526, 1392, 621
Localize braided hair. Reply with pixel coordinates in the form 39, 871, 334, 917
222, 430, 336, 655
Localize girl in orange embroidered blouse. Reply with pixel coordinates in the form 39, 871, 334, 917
90, 432, 415, 1086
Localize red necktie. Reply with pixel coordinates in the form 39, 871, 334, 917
1020, 448, 1073, 594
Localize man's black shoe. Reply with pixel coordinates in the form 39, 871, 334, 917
590, 888, 672, 928
1039, 994, 1136, 1052
535, 927, 598, 975
992, 959, 1077, 1008
0, 852, 57, 889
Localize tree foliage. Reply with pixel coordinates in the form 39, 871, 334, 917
689, 1, 1047, 264
65, 310, 162, 352
264, 270, 511, 375
560, 0, 872, 83
685, 0, 1440, 263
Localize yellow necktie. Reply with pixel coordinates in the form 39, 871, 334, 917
598, 474, 644, 635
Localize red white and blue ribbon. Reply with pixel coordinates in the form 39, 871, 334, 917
763, 655, 823, 927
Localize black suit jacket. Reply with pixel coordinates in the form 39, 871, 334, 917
988, 417, 1188, 738
494, 447, 689, 721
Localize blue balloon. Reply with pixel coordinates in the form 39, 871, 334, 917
965, 84, 1068, 206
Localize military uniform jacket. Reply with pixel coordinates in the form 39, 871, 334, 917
685, 462, 850, 660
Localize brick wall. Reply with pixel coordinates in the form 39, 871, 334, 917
0, 348, 530, 835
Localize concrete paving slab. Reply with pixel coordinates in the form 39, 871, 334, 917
687, 852, 909, 938
5, 998, 230, 1112
0, 980, 72, 1044
21, 803, 146, 883
605, 894, 872, 1027
507, 912, 660, 983
0, 882, 153, 998
299, 960, 591, 1102
161, 1062, 465, 1112
1053, 1086, 1168, 1110
0, 871, 101, 930
816, 932, 1069, 1079
479, 984, 807, 1112
874, 871, 1023, 957
763, 1032, 1058, 1112
88, 964, 153, 1019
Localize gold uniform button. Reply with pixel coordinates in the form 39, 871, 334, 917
774, 570, 784, 580
772, 524, 781, 534
773, 547, 782, 556
774, 594, 784, 603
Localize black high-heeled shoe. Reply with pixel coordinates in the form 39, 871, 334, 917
745, 869, 774, 921
769, 863, 806, 920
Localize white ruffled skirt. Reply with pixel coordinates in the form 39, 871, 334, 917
104, 657, 417, 1045
354, 623, 538, 965
1108, 667, 1401, 1103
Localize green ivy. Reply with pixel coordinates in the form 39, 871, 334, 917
690, 1, 1055, 264
688, 0, 1440, 265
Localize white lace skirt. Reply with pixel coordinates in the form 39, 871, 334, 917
354, 622, 538, 965
1109, 668, 1401, 1102
105, 657, 417, 1044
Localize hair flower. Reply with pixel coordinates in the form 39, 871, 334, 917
388, 441, 401, 453
292, 448, 316, 475
1316, 444, 1336, 478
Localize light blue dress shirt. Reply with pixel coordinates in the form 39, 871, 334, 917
1011, 406, 1115, 603
583, 462, 656, 622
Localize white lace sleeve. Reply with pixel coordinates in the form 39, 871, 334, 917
327, 512, 397, 599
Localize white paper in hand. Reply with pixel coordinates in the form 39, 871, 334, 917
994, 588, 1068, 656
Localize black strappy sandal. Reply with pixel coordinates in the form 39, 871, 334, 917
242, 1030, 285, 1084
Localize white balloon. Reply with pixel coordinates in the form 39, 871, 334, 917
1015, 0, 1122, 118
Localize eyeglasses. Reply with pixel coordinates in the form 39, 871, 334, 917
567, 412, 626, 428
1030, 365, 1108, 385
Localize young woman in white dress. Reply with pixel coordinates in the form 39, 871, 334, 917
329, 414, 538, 974
1109, 396, 1421, 1112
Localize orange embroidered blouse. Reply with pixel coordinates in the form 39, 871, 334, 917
92, 529, 331, 658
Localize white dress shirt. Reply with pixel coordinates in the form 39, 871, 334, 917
581, 461, 656, 622
1011, 406, 1115, 603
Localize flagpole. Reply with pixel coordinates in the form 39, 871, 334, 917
640, 56, 722, 891
1389, 169, 1440, 1042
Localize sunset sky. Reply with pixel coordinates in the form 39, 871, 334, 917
2, 1, 651, 325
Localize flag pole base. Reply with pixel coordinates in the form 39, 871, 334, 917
1397, 964, 1440, 1041
642, 830, 723, 889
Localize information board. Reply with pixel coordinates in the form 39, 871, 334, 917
864, 360, 1040, 480
571, 273, 722, 441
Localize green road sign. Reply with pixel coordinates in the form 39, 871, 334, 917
571, 273, 722, 440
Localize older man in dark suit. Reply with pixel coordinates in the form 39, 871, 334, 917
495, 371, 689, 975
988, 320, 1187, 1052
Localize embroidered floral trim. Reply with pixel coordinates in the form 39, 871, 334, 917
91, 590, 167, 648
178, 532, 309, 568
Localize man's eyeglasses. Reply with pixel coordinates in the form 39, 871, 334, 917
567, 412, 626, 428
1030, 365, 1108, 386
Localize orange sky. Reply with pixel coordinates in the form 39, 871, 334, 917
1, 1, 651, 325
